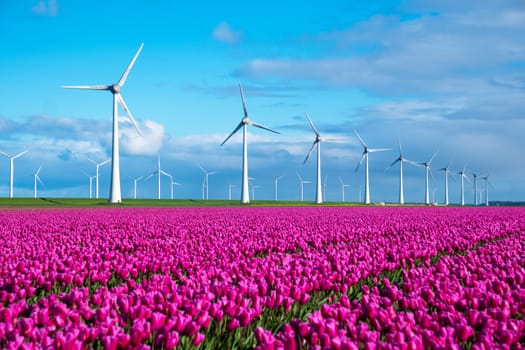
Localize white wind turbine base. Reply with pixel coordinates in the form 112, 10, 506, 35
354, 130, 390, 205
221, 84, 280, 204
62, 43, 144, 203
388, 140, 419, 205
303, 113, 340, 204
419, 151, 438, 205
0, 149, 29, 198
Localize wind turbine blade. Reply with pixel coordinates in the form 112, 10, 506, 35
100, 159, 111, 166
118, 43, 144, 87
324, 138, 344, 142
36, 175, 44, 186
339, 177, 344, 185
303, 141, 317, 164
296, 172, 303, 182
389, 158, 400, 168
353, 129, 367, 148
118, 95, 142, 136
249, 121, 280, 134
61, 85, 111, 90
355, 153, 366, 172
406, 160, 421, 167
429, 167, 435, 180
464, 174, 472, 184
0, 151, 10, 158
304, 181, 312, 184
160, 170, 170, 177
221, 122, 244, 146
208, 171, 217, 175
13, 149, 29, 159
369, 148, 391, 153
36, 163, 43, 175
398, 139, 403, 156
239, 84, 248, 118
83, 155, 97, 165
198, 165, 207, 173
304, 112, 320, 136
429, 151, 439, 164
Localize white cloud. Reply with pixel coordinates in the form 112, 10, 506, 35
32, 0, 57, 16
212, 22, 243, 44
120, 119, 164, 156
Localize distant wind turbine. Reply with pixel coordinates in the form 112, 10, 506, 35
199, 165, 217, 200
149, 154, 171, 199
274, 175, 283, 201
339, 177, 351, 202
303, 113, 340, 204
33, 163, 44, 199
418, 151, 438, 205
82, 171, 96, 199
480, 174, 491, 206
165, 173, 180, 200
297, 172, 312, 202
457, 163, 471, 206
438, 161, 454, 206
130, 175, 145, 200
354, 129, 390, 204
62, 43, 144, 203
470, 171, 480, 205
251, 184, 260, 201
323, 175, 328, 202
221, 84, 280, 204
85, 156, 110, 199
228, 184, 236, 200
387, 140, 419, 204
0, 149, 29, 198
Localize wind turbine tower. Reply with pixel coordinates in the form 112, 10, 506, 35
303, 113, 339, 204
438, 162, 453, 206
33, 163, 43, 199
221, 84, 280, 204
62, 43, 144, 203
354, 130, 390, 204
199, 165, 217, 200
297, 173, 312, 202
0, 149, 29, 198
274, 175, 283, 201
419, 151, 438, 205
480, 175, 490, 206
471, 171, 479, 205
457, 164, 471, 206
388, 140, 419, 204
339, 177, 351, 202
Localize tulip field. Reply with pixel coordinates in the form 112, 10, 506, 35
1, 207, 524, 349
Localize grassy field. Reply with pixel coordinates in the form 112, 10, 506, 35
0, 197, 364, 208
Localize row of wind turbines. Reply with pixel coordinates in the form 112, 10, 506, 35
0, 43, 488, 205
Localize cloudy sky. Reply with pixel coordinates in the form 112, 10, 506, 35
0, 0, 523, 203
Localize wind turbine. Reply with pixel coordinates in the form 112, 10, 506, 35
62, 43, 144, 203
33, 163, 44, 199
387, 140, 419, 205
339, 177, 351, 202
0, 149, 29, 198
274, 175, 283, 201
165, 173, 180, 200
480, 174, 491, 206
303, 113, 340, 204
151, 154, 171, 199
228, 184, 236, 200
418, 151, 438, 205
354, 129, 390, 204
323, 175, 328, 202
297, 172, 312, 202
82, 171, 96, 199
438, 161, 454, 206
85, 156, 110, 199
470, 171, 480, 205
457, 163, 471, 206
251, 184, 260, 201
199, 165, 217, 200
130, 175, 145, 200
221, 84, 280, 204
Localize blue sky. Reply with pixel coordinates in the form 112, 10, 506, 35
0, 0, 524, 202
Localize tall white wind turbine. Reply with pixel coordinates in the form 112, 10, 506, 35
387, 140, 419, 205
199, 165, 217, 200
303, 113, 340, 204
354, 130, 390, 204
85, 156, 110, 199
62, 43, 144, 203
457, 163, 471, 206
33, 163, 43, 199
221, 84, 280, 204
438, 162, 453, 206
274, 175, 283, 201
0, 149, 29, 198
470, 171, 480, 205
297, 172, 312, 202
419, 151, 438, 205
339, 177, 351, 202
480, 174, 491, 206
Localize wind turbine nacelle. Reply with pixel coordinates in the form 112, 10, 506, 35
110, 84, 121, 94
